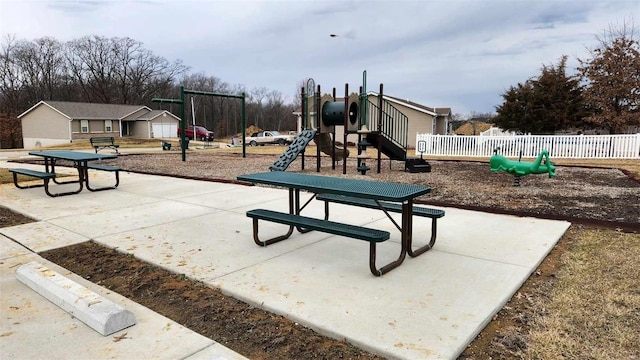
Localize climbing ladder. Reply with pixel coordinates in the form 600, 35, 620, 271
269, 129, 317, 171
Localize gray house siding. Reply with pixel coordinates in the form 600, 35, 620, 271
21, 105, 70, 148
333, 94, 448, 148
71, 119, 120, 140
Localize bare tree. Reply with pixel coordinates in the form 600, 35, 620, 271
293, 79, 307, 109
112, 37, 187, 105
65, 35, 119, 103
578, 20, 640, 133
11, 37, 66, 103
265, 90, 295, 131
0, 35, 24, 115
0, 35, 25, 147
66, 35, 187, 104
246, 86, 268, 130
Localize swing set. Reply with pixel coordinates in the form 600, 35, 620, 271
152, 85, 247, 161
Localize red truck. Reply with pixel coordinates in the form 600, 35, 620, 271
177, 126, 214, 141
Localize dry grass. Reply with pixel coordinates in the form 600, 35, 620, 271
0, 168, 14, 184
525, 228, 640, 359
0, 168, 71, 184
44, 137, 164, 150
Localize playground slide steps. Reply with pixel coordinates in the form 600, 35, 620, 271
365, 133, 407, 161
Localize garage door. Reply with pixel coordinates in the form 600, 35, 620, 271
152, 123, 177, 138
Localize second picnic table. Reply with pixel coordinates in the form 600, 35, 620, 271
9, 150, 120, 197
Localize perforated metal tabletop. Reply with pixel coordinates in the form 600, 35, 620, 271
29, 150, 117, 162
237, 172, 431, 202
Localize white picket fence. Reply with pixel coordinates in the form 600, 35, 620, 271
414, 133, 640, 159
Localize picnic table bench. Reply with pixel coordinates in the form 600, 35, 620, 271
8, 168, 57, 194
90, 137, 120, 153
85, 163, 120, 191
316, 193, 445, 257
247, 209, 391, 275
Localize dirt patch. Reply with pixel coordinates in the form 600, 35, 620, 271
39, 241, 382, 360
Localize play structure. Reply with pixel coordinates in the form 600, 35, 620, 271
153, 74, 422, 174
271, 72, 424, 175
490, 147, 557, 186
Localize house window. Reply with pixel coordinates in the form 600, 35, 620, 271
80, 120, 89, 133
105, 120, 112, 132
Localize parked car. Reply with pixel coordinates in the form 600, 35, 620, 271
178, 126, 214, 141
245, 130, 296, 146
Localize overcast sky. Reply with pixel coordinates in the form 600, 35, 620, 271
1, 0, 638, 115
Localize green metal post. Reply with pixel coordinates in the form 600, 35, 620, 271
302, 89, 307, 130
180, 86, 186, 161
362, 70, 367, 128
241, 92, 246, 158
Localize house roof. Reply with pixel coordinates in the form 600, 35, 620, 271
366, 92, 451, 117
18, 101, 151, 120
135, 110, 180, 122
292, 93, 452, 117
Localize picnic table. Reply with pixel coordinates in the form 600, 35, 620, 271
9, 150, 120, 197
237, 171, 437, 276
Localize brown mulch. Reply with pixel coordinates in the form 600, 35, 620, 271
3, 152, 639, 359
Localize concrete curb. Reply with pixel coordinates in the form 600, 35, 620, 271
16, 260, 136, 336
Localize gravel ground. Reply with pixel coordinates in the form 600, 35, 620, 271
107, 152, 640, 227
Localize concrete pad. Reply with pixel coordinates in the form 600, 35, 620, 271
0, 234, 31, 260
0, 253, 235, 360
117, 173, 237, 199
0, 183, 161, 221
0, 222, 89, 252
94, 211, 333, 282
0, 171, 572, 359
177, 186, 289, 211
208, 205, 570, 359
16, 260, 137, 336
184, 343, 249, 360
216, 241, 537, 359
430, 207, 570, 267
361, 205, 570, 267
47, 200, 218, 238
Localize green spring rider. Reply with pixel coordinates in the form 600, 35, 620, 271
490, 147, 556, 185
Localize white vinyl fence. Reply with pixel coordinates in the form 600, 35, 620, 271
415, 133, 640, 159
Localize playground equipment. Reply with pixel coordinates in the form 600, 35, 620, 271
315, 92, 358, 162
276, 72, 415, 175
300, 74, 410, 175
269, 129, 317, 171
405, 140, 431, 173
490, 147, 557, 185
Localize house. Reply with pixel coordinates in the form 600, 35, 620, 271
295, 92, 451, 149
369, 93, 452, 140
18, 101, 181, 148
